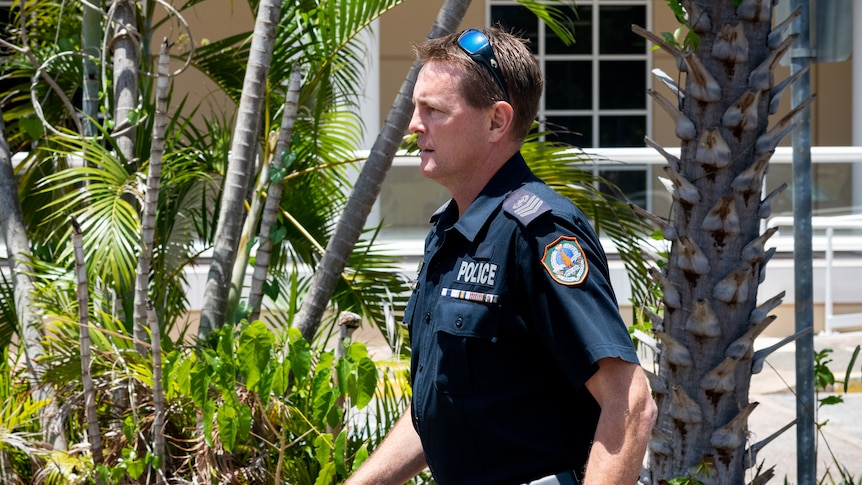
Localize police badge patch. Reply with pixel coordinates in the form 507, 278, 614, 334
541, 236, 588, 286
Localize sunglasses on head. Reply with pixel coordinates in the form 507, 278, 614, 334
456, 29, 510, 102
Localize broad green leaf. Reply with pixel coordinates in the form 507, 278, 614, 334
314, 462, 337, 485
347, 341, 369, 361
272, 356, 291, 396
314, 433, 333, 466
217, 402, 238, 451
351, 357, 378, 409
335, 357, 351, 396
288, 327, 312, 384
189, 359, 211, 410
351, 444, 370, 473
238, 402, 252, 442
237, 320, 275, 391
203, 399, 215, 447
334, 429, 348, 477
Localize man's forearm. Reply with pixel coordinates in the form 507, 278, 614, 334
345, 406, 427, 485
582, 360, 657, 484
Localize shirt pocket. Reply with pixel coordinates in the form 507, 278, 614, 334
433, 297, 501, 395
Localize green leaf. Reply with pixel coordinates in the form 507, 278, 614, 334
351, 444, 370, 473
314, 462, 337, 485
263, 278, 281, 300
189, 359, 211, 410
288, 328, 312, 385
123, 449, 145, 479
818, 395, 844, 407
334, 429, 348, 477
237, 320, 275, 391
335, 357, 351, 396
123, 415, 137, 442
844, 345, 860, 394
270, 225, 288, 244
272, 356, 291, 396
352, 357, 378, 409
238, 402, 252, 442
314, 433, 333, 466
203, 399, 215, 447
217, 402, 239, 451
19, 117, 43, 139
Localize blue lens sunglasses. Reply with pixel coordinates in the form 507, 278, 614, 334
457, 29, 510, 102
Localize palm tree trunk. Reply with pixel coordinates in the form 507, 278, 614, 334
0, 107, 67, 451
294, 0, 474, 343
248, 63, 302, 322
133, 39, 169, 356
71, 217, 105, 481
636, 3, 812, 483
148, 300, 166, 485
82, 0, 102, 137
110, 0, 139, 161
198, 0, 284, 337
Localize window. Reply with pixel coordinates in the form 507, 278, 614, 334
490, 0, 652, 210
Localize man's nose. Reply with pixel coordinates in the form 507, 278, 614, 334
408, 107, 422, 134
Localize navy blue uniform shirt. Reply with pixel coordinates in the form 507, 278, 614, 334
404, 153, 639, 485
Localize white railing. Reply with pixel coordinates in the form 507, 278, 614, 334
768, 214, 862, 333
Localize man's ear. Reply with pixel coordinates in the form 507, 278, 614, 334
488, 101, 515, 142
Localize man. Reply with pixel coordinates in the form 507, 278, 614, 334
346, 27, 656, 485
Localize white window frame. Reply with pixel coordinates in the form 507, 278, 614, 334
487, 0, 653, 210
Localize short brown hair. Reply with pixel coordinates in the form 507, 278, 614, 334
414, 27, 543, 141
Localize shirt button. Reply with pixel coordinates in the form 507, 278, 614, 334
418, 364, 424, 372
425, 312, 431, 324
456, 317, 463, 327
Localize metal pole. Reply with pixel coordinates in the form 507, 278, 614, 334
825, 226, 834, 333
853, 0, 862, 213
790, 0, 816, 483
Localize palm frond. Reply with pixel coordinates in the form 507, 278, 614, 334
0, 271, 19, 350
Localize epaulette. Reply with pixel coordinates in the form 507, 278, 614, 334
503, 187, 551, 227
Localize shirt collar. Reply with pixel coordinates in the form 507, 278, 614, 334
445, 152, 532, 243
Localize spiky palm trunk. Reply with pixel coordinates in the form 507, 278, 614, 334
636, 2, 811, 483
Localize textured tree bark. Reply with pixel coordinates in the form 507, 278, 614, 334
635, 2, 812, 483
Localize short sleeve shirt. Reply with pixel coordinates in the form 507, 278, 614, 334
404, 153, 639, 485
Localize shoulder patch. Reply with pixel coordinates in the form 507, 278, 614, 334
541, 236, 589, 286
503, 188, 550, 226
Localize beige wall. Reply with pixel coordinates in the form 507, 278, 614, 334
165, 1, 854, 150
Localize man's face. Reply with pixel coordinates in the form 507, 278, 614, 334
409, 62, 493, 189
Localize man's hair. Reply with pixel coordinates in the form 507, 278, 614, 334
414, 27, 543, 142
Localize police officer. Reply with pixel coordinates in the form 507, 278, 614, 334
346, 27, 656, 485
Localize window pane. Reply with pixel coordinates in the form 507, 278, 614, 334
599, 115, 646, 147
599, 60, 645, 109
545, 60, 591, 110
600, 169, 648, 207
547, 5, 591, 55
546, 115, 592, 148
599, 5, 646, 54
491, 5, 539, 54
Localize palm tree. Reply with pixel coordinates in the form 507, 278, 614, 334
632, 2, 812, 483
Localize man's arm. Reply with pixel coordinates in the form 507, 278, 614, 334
345, 405, 427, 485
582, 357, 657, 484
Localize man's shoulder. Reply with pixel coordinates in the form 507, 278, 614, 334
502, 182, 578, 227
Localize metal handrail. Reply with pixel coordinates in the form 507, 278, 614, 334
768, 215, 862, 333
